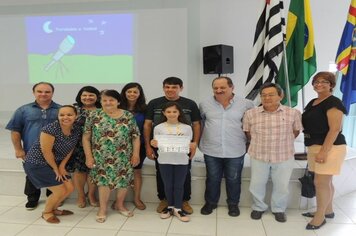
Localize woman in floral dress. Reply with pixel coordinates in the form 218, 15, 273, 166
66, 86, 101, 208
83, 89, 140, 223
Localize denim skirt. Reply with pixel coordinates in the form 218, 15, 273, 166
23, 162, 70, 188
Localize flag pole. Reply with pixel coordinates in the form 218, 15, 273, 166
282, 38, 292, 107
280, 0, 291, 107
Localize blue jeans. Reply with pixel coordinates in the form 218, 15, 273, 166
159, 164, 188, 209
249, 158, 294, 212
204, 154, 245, 206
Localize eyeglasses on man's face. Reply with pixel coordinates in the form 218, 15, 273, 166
260, 93, 279, 99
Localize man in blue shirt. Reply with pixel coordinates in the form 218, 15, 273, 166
199, 76, 254, 216
6, 82, 61, 210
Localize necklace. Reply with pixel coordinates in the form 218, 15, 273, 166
165, 122, 182, 135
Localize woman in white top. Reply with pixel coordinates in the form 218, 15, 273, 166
150, 102, 193, 222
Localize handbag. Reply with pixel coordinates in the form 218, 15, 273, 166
298, 165, 315, 198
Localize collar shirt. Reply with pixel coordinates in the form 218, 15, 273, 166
199, 95, 254, 158
242, 105, 303, 163
6, 101, 61, 152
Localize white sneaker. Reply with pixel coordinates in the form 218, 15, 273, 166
174, 208, 190, 222
160, 207, 173, 219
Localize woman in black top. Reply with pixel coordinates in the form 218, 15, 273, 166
302, 72, 347, 230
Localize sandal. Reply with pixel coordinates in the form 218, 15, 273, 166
111, 201, 133, 217
77, 200, 86, 208
54, 209, 74, 216
96, 215, 106, 223
134, 200, 146, 210
89, 201, 99, 207
111, 201, 117, 210
86, 192, 99, 207
42, 211, 60, 224
118, 210, 134, 217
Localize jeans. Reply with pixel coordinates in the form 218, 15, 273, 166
249, 158, 294, 212
159, 164, 188, 209
155, 158, 191, 201
204, 154, 245, 206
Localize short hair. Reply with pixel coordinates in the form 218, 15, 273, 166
212, 76, 234, 87
32, 82, 55, 92
120, 82, 147, 113
100, 89, 121, 107
312, 71, 336, 91
163, 77, 183, 87
59, 105, 78, 115
75, 86, 101, 108
259, 82, 284, 96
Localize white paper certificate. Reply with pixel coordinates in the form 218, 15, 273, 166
155, 135, 190, 153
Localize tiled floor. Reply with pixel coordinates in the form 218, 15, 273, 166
0, 193, 356, 236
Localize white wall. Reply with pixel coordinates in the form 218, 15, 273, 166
198, 0, 351, 106
0, 0, 352, 112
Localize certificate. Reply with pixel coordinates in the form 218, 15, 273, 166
155, 135, 190, 153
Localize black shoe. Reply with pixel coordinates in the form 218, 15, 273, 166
200, 203, 217, 215
228, 205, 240, 217
25, 201, 38, 210
302, 212, 335, 219
250, 210, 264, 220
273, 212, 287, 222
306, 219, 326, 230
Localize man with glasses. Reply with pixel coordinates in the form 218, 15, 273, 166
242, 82, 302, 222
6, 82, 61, 210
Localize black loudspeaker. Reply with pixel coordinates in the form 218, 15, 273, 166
203, 44, 234, 74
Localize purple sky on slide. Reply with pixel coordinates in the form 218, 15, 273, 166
26, 14, 133, 55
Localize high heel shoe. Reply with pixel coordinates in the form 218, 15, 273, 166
306, 219, 326, 230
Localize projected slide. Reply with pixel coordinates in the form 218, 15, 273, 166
25, 14, 133, 84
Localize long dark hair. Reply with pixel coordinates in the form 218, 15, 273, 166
120, 82, 147, 113
159, 102, 189, 125
75, 86, 101, 108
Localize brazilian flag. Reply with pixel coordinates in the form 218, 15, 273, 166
277, 0, 317, 107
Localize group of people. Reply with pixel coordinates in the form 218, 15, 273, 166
6, 71, 347, 229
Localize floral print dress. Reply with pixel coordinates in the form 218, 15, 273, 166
84, 109, 140, 189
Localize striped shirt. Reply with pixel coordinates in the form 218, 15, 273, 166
243, 105, 302, 163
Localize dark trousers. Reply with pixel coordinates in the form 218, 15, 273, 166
159, 164, 188, 209
155, 158, 191, 201
204, 154, 244, 206
24, 176, 52, 202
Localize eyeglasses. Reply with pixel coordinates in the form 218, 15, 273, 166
261, 93, 278, 98
312, 80, 330, 85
